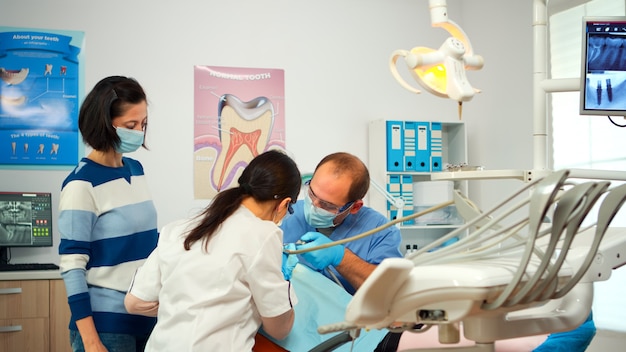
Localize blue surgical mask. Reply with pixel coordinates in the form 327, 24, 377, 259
115, 127, 144, 153
304, 193, 336, 228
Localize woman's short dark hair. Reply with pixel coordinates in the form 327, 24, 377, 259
78, 76, 147, 152
184, 149, 302, 251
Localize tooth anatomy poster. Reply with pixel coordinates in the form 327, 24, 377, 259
0, 27, 84, 168
194, 66, 286, 199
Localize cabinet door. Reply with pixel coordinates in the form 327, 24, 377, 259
0, 281, 49, 319
49, 280, 71, 352
0, 318, 49, 352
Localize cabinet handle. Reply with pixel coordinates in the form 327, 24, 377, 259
0, 288, 22, 295
0, 325, 23, 332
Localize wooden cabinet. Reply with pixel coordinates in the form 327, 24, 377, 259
0, 280, 49, 352
50, 279, 71, 352
0, 277, 71, 352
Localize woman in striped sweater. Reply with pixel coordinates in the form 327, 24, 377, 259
58, 76, 158, 352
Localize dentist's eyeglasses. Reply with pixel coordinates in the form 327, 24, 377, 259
305, 180, 354, 214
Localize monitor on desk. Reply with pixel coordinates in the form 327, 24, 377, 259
0, 192, 54, 264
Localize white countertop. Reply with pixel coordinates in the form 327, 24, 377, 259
0, 270, 62, 280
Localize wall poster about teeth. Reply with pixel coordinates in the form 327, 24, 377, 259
193, 65, 286, 199
0, 26, 84, 169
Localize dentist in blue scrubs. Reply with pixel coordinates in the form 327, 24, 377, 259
280, 152, 403, 351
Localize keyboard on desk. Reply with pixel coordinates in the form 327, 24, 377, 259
0, 263, 60, 271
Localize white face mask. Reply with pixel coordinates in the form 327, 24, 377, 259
273, 203, 287, 226
303, 193, 336, 228
274, 200, 294, 226
273, 209, 284, 226
115, 127, 144, 153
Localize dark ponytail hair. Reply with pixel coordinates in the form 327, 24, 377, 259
184, 149, 301, 251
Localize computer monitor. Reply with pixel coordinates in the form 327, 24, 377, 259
580, 16, 626, 117
0, 192, 54, 263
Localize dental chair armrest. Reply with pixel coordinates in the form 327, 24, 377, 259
345, 258, 414, 327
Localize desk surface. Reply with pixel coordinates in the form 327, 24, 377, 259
0, 270, 62, 281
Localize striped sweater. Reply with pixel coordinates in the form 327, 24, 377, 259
58, 157, 157, 335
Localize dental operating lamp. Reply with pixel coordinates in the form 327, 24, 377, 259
390, 0, 484, 114
420, 0, 626, 185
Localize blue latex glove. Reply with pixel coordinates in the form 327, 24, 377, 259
282, 243, 299, 280
296, 231, 345, 270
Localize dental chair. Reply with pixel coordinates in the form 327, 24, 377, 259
317, 169, 626, 352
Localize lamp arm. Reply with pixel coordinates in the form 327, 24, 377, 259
428, 0, 473, 54
428, 0, 484, 71
438, 21, 484, 74
435, 20, 474, 55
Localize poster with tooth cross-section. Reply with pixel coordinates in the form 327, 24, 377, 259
194, 65, 286, 199
0, 27, 84, 168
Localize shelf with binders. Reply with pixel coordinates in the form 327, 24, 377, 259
367, 119, 468, 249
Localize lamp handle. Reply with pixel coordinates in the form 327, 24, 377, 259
389, 49, 422, 94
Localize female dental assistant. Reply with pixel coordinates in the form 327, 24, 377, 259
125, 150, 300, 351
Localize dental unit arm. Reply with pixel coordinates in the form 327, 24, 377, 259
317, 170, 626, 351
369, 179, 406, 225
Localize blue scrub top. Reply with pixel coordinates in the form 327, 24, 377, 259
280, 200, 403, 294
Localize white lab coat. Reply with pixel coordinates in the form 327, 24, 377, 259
128, 205, 296, 351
